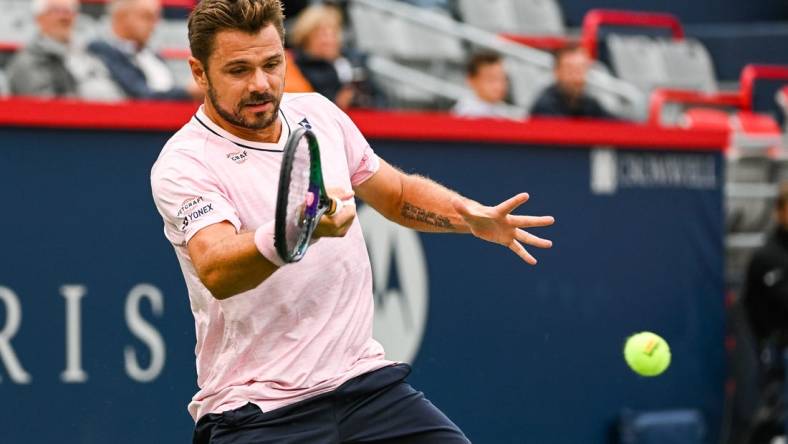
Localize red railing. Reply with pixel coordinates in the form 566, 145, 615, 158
499, 34, 572, 52
740, 64, 788, 111
581, 9, 684, 59
648, 90, 743, 126
648, 63, 788, 124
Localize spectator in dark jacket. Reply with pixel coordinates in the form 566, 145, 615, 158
741, 182, 788, 443
289, 4, 380, 109
530, 43, 615, 119
87, 0, 200, 101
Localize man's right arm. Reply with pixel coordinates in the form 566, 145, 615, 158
186, 201, 356, 300
187, 222, 278, 300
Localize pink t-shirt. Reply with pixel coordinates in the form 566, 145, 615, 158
150, 93, 394, 421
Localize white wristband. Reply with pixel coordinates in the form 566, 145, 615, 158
254, 221, 286, 267
330, 196, 344, 215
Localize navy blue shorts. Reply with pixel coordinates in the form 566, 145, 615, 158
193, 364, 470, 443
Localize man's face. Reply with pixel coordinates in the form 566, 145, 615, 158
117, 0, 161, 47
555, 50, 591, 99
469, 61, 508, 104
195, 25, 286, 131
37, 0, 78, 44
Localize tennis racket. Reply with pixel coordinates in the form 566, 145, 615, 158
274, 126, 342, 263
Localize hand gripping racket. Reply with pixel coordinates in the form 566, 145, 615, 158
274, 126, 342, 263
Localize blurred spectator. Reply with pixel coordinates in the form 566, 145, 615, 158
7, 0, 81, 97
87, 0, 200, 101
452, 51, 520, 119
7, 0, 122, 100
530, 44, 615, 119
284, 50, 314, 93
290, 4, 381, 109
741, 182, 788, 443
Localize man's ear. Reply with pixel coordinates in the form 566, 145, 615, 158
189, 56, 209, 90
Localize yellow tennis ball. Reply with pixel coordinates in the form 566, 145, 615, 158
624, 332, 671, 377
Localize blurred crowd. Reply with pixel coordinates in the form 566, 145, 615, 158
4, 0, 615, 121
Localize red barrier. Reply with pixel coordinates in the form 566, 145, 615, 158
740, 64, 788, 111
499, 34, 572, 51
581, 9, 684, 59
0, 98, 727, 150
648, 89, 743, 125
648, 63, 788, 125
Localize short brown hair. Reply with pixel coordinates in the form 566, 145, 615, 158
188, 0, 285, 67
467, 51, 502, 77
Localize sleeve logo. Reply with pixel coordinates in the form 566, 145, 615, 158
177, 197, 214, 231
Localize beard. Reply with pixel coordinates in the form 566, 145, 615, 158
206, 78, 282, 131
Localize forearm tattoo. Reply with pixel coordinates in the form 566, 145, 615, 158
401, 201, 455, 229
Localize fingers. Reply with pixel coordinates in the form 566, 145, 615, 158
496, 192, 530, 214
515, 228, 553, 249
314, 204, 356, 239
508, 215, 555, 228
509, 240, 537, 265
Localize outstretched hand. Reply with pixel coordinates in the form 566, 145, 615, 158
452, 192, 554, 265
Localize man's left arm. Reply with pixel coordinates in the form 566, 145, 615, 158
354, 159, 554, 264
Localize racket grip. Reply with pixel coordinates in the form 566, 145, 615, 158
327, 196, 344, 216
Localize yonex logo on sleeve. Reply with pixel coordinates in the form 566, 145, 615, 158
177, 197, 214, 231
298, 117, 312, 130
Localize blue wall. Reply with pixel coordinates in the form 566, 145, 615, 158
0, 126, 725, 443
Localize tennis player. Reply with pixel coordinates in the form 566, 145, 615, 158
150, 1, 554, 442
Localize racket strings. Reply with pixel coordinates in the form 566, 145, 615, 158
284, 136, 313, 256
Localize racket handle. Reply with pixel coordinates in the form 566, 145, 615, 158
327, 196, 343, 216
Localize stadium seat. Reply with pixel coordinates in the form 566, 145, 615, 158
150, 19, 189, 50
608, 34, 719, 97
457, 0, 520, 34
164, 57, 193, 88
727, 156, 775, 233
658, 38, 717, 93
349, 4, 463, 63
397, 9, 465, 63
584, 61, 630, 118
0, 69, 9, 96
606, 34, 668, 93
512, 0, 565, 35
348, 4, 408, 58
0, 4, 35, 45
